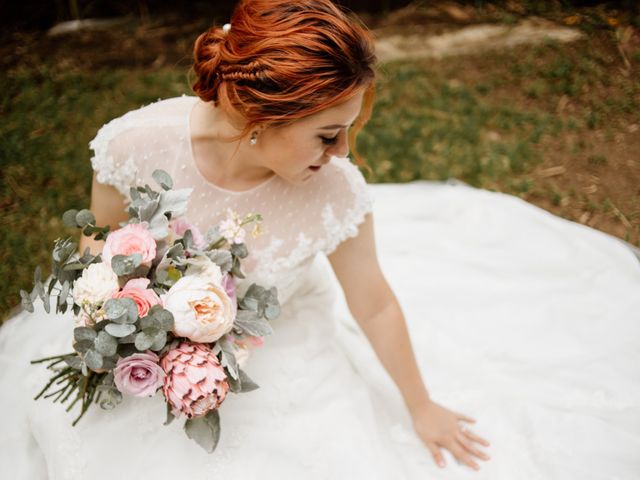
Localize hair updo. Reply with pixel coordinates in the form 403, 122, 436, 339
191, 0, 377, 168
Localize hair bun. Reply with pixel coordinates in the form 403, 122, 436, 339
192, 26, 228, 103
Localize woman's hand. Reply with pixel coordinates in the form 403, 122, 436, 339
411, 399, 491, 471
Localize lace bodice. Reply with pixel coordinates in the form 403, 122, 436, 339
89, 95, 373, 305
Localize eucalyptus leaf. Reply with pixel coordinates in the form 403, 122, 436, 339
103, 298, 127, 321
74, 327, 97, 342
84, 349, 103, 370
52, 238, 76, 263
73, 339, 94, 354
95, 331, 118, 357
104, 322, 136, 338
152, 169, 174, 190
42, 291, 51, 314
227, 374, 241, 393
75, 209, 95, 228
111, 253, 143, 276
58, 280, 71, 307
121, 297, 140, 324
101, 356, 118, 370
134, 330, 155, 351
62, 209, 79, 228
19, 290, 34, 313
182, 229, 194, 249
63, 261, 85, 271
238, 368, 259, 392
264, 304, 280, 320
239, 296, 259, 311
64, 355, 84, 370
140, 316, 160, 330
184, 409, 221, 453
150, 330, 167, 351
230, 258, 244, 279
151, 307, 174, 331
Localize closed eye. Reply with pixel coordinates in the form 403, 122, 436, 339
320, 135, 338, 145
320, 122, 355, 145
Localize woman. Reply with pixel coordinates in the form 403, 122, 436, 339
2, 0, 639, 478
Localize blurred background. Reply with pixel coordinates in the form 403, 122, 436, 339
2, 0, 639, 321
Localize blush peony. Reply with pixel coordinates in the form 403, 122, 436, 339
111, 278, 162, 318
162, 274, 234, 343
102, 222, 157, 268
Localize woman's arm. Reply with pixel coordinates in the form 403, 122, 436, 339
327, 212, 431, 413
78, 171, 130, 256
328, 211, 491, 471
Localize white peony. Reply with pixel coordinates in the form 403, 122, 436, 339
185, 257, 223, 285
72, 263, 120, 307
162, 274, 234, 343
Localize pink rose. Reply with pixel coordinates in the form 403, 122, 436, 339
102, 223, 157, 268
114, 351, 165, 397
112, 278, 162, 318
161, 342, 229, 418
221, 273, 237, 319
169, 217, 205, 249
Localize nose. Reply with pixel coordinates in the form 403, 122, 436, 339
325, 130, 350, 158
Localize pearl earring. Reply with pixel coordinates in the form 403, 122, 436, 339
250, 132, 258, 145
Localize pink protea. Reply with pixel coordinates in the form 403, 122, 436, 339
160, 342, 229, 419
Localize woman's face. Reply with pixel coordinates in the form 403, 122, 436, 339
256, 89, 365, 185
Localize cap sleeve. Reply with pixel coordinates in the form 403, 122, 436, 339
89, 115, 146, 202
320, 158, 374, 256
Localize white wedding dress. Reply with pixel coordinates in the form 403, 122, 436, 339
1, 96, 639, 480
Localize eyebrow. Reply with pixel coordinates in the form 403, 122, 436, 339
318, 124, 347, 130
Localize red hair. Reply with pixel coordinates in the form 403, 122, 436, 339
191, 0, 377, 170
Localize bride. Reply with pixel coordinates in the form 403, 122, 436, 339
2, 0, 639, 478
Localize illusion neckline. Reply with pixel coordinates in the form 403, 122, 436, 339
185, 97, 278, 195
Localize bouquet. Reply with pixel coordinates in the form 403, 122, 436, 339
20, 169, 280, 453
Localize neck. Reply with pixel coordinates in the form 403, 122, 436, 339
189, 99, 275, 188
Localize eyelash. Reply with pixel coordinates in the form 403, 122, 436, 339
320, 124, 355, 145
320, 135, 339, 145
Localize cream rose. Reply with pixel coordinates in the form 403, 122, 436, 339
72, 262, 120, 307
162, 275, 234, 343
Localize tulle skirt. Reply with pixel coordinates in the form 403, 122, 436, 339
1, 180, 639, 479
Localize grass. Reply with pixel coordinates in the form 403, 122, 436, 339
1, 16, 639, 322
